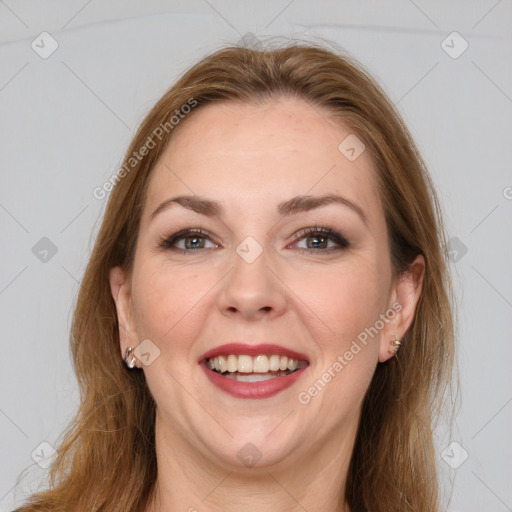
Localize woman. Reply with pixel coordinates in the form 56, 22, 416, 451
17, 41, 455, 511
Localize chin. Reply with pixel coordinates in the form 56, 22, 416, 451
198, 417, 302, 470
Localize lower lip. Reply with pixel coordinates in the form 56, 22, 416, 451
200, 362, 308, 400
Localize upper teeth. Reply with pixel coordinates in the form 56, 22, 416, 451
206, 354, 300, 373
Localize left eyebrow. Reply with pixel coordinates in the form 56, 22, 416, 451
149, 193, 368, 226
277, 194, 368, 226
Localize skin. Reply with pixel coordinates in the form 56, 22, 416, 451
109, 97, 424, 512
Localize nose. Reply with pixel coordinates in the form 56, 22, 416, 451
216, 247, 287, 322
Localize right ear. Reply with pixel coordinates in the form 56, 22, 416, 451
109, 266, 139, 366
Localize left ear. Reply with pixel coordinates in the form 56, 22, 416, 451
378, 254, 425, 362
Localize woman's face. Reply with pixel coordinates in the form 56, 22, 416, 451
110, 97, 423, 472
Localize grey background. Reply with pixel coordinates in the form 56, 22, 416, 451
1, 1, 511, 510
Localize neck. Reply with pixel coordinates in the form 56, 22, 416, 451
145, 412, 356, 512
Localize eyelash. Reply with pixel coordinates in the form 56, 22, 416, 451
158, 227, 350, 255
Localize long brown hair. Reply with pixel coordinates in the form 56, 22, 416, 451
17, 41, 456, 512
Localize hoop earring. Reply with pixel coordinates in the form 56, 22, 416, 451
389, 337, 401, 354
124, 347, 137, 369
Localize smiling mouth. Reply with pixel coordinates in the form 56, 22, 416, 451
205, 354, 309, 382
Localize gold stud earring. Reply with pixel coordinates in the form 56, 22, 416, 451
389, 336, 401, 354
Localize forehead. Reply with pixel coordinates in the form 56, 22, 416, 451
145, 97, 381, 221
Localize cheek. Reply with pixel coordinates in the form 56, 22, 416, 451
130, 261, 212, 348
290, 262, 387, 423
285, 257, 389, 347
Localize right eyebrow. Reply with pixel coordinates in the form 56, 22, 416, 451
150, 195, 223, 220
